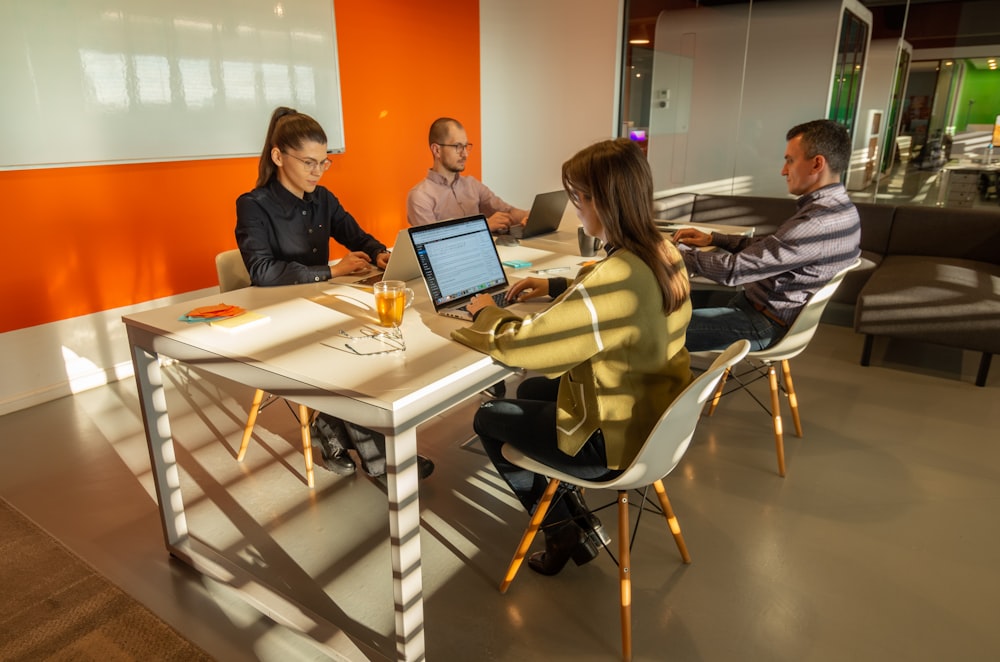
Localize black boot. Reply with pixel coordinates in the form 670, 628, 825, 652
311, 415, 356, 476
527, 523, 599, 576
564, 488, 611, 547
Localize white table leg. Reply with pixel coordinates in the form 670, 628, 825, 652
130, 343, 189, 549
384, 426, 425, 661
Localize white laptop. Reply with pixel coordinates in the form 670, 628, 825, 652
330, 228, 421, 288
408, 215, 512, 321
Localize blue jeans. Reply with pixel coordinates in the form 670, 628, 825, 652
685, 292, 787, 352
474, 377, 621, 527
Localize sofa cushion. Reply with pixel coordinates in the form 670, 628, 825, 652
831, 202, 894, 304
653, 191, 695, 224
887, 206, 1000, 265
852, 201, 895, 254
689, 195, 797, 236
854, 255, 1000, 354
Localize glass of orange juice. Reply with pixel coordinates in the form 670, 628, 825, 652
373, 280, 414, 327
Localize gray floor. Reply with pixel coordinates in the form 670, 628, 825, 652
2, 315, 998, 662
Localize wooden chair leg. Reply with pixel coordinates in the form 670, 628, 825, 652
237, 389, 265, 461
618, 491, 632, 662
297, 405, 314, 488
652, 480, 691, 563
767, 364, 786, 477
706, 367, 730, 416
500, 479, 560, 593
781, 360, 803, 437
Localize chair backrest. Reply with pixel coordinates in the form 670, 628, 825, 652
750, 258, 861, 362
215, 249, 251, 293
605, 340, 751, 491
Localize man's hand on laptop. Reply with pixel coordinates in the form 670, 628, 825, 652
330, 251, 373, 277
487, 211, 514, 234
672, 227, 713, 247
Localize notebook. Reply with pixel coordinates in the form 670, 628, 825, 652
330, 228, 421, 287
408, 215, 511, 321
520, 190, 570, 239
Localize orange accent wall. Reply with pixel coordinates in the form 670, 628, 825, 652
0, 0, 481, 333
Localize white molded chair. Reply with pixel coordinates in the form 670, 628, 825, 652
215, 249, 316, 488
701, 259, 860, 477
498, 340, 751, 662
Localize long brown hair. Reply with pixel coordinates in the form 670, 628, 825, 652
562, 138, 689, 314
255, 107, 328, 188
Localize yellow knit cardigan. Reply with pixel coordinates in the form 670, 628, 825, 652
451, 248, 692, 469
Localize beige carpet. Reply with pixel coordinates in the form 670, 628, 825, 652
0, 499, 213, 661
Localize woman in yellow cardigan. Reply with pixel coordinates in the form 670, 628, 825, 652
452, 138, 692, 575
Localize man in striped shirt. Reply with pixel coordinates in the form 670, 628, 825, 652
673, 119, 861, 351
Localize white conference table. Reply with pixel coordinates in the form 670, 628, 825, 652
122, 244, 583, 661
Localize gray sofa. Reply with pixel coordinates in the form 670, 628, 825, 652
854, 206, 1000, 387
655, 192, 1000, 386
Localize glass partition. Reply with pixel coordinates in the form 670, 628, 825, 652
829, 8, 869, 135
620, 0, 1000, 211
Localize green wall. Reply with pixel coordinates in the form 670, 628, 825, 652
956, 64, 1000, 131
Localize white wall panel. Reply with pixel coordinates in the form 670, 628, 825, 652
479, 0, 622, 206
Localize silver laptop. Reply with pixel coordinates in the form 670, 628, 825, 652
520, 190, 570, 239
331, 228, 420, 287
408, 215, 512, 321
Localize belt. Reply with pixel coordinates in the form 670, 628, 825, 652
751, 301, 788, 328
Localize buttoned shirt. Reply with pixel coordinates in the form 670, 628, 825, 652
678, 183, 860, 325
235, 178, 385, 286
406, 169, 523, 226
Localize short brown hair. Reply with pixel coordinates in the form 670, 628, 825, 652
428, 117, 463, 146
786, 119, 851, 175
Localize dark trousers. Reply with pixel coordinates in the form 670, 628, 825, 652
316, 413, 387, 475
685, 291, 788, 352
474, 377, 620, 528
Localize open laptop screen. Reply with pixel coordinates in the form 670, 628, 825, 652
408, 215, 508, 310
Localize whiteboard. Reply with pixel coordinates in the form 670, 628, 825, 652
0, 0, 345, 170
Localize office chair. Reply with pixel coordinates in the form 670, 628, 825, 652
214, 249, 316, 488
498, 340, 751, 662
700, 260, 860, 476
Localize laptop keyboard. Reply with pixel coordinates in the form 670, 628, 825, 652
354, 271, 385, 286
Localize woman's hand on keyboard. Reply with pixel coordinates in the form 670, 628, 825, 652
467, 293, 497, 316
507, 277, 548, 303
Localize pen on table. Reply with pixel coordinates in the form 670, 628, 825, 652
531, 267, 570, 275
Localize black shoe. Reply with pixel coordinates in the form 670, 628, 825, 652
319, 445, 356, 475
564, 488, 611, 547
417, 455, 435, 479
311, 418, 356, 476
527, 523, 599, 576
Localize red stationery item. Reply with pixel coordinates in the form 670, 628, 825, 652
186, 303, 245, 319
